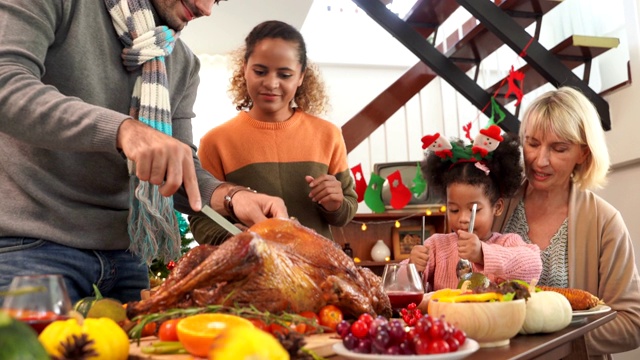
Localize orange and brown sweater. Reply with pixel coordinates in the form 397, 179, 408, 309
190, 110, 358, 244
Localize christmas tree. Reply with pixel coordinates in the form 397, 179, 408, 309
148, 211, 194, 287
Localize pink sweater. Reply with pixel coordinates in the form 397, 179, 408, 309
416, 232, 542, 290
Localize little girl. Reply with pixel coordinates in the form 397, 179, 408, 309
410, 130, 542, 290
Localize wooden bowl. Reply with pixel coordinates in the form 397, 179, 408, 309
428, 299, 526, 347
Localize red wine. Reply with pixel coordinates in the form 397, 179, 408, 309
387, 291, 424, 309
8, 310, 68, 334
23, 317, 67, 334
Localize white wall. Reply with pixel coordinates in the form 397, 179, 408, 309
187, 1, 640, 355
601, 2, 640, 360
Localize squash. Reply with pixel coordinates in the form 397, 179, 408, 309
38, 316, 129, 360
73, 284, 105, 316
519, 279, 572, 334
0, 311, 49, 360
73, 284, 126, 323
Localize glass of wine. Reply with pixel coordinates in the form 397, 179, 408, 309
382, 263, 424, 312
2, 274, 72, 334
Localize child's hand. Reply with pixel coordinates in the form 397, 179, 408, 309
409, 245, 429, 272
456, 230, 483, 264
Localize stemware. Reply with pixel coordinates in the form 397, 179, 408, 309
382, 263, 424, 311
2, 274, 72, 334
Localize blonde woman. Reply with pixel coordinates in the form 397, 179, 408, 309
494, 87, 640, 358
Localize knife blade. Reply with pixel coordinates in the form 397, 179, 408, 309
201, 205, 242, 235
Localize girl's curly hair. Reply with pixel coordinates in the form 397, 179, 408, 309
227, 20, 330, 116
421, 132, 523, 205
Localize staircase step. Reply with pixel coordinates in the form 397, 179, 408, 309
442, 0, 562, 61
486, 35, 619, 104
403, 0, 460, 38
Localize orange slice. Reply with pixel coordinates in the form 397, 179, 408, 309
177, 313, 254, 358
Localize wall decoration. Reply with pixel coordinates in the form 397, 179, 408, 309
392, 225, 435, 260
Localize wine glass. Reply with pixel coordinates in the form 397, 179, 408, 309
382, 263, 424, 312
2, 274, 72, 334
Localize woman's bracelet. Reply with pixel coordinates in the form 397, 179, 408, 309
223, 185, 257, 222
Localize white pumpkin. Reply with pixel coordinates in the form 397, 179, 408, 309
520, 290, 572, 334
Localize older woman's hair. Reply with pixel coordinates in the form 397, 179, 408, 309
520, 86, 610, 190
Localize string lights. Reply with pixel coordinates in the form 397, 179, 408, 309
350, 206, 446, 231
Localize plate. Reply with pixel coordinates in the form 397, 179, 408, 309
332, 338, 479, 360
572, 304, 611, 320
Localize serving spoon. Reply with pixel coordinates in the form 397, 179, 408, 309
456, 203, 476, 280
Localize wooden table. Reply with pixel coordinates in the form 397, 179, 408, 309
329, 310, 616, 360
130, 311, 615, 359
465, 311, 616, 360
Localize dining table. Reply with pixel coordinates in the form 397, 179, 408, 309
462, 310, 616, 360
129, 309, 616, 359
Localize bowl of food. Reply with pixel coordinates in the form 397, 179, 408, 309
427, 288, 527, 348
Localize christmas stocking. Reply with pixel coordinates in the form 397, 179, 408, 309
350, 163, 367, 203
364, 173, 386, 213
410, 162, 427, 198
388, 170, 412, 210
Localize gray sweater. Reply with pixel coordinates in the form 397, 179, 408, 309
0, 0, 222, 250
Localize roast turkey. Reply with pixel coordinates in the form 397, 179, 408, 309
126, 218, 392, 319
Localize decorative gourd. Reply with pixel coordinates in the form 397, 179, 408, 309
73, 284, 126, 323
38, 316, 129, 360
519, 279, 572, 334
0, 311, 49, 360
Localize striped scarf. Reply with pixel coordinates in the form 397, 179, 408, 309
105, 0, 180, 264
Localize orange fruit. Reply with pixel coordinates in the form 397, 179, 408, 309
176, 313, 254, 358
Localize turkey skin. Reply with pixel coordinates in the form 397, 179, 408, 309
126, 218, 392, 319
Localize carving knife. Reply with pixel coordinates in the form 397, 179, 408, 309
201, 205, 242, 235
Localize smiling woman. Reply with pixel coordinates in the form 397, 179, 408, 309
188, 20, 358, 246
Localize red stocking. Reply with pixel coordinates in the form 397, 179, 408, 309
388, 170, 412, 210
350, 164, 367, 203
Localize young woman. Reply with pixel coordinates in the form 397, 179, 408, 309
409, 132, 542, 290
494, 87, 640, 358
189, 20, 358, 244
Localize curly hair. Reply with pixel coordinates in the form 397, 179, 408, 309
227, 20, 330, 116
421, 132, 523, 205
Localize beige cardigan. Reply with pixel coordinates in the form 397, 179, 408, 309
493, 182, 640, 359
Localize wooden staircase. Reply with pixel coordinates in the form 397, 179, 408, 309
341, 0, 620, 153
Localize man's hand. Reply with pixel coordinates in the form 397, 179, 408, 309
305, 175, 343, 212
219, 190, 288, 227
409, 245, 429, 273
117, 119, 201, 211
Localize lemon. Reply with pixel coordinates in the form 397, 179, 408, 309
209, 326, 289, 360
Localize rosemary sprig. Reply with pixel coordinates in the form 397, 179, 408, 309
128, 303, 327, 341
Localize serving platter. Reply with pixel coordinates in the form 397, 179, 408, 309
128, 332, 340, 359
332, 338, 480, 360
572, 304, 611, 321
